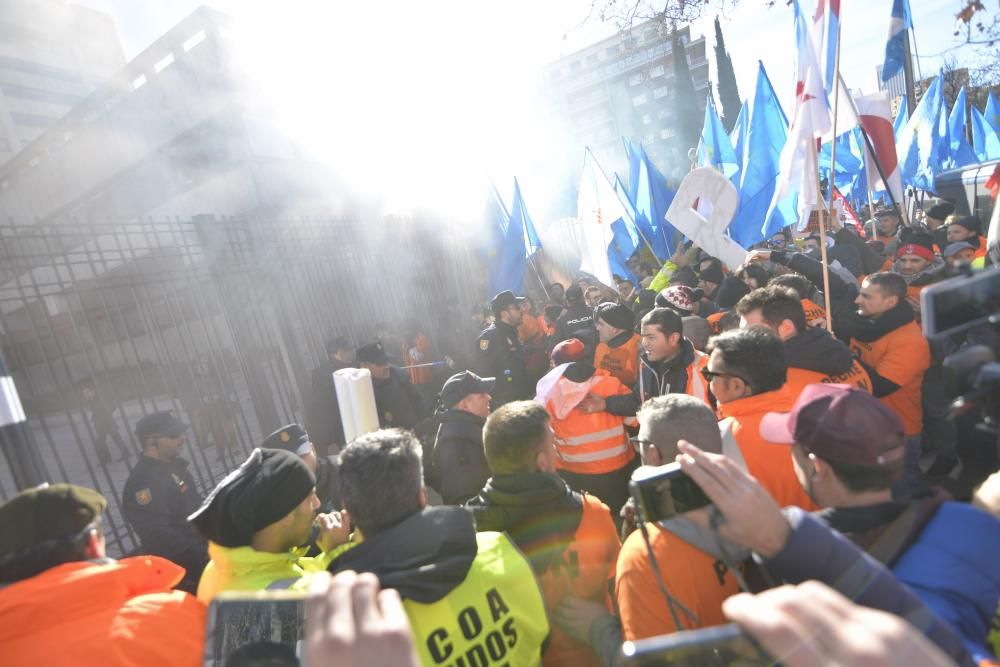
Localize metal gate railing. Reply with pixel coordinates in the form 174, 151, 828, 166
0, 214, 484, 555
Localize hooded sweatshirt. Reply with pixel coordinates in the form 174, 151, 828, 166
783, 327, 873, 394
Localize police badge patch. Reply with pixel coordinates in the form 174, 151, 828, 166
480, 339, 489, 351
135, 488, 152, 505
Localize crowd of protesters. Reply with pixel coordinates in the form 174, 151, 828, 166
1, 200, 999, 667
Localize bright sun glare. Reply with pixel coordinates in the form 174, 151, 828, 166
227, 1, 571, 220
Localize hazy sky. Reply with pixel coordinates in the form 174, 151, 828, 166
69, 0, 988, 217
76, 0, 984, 105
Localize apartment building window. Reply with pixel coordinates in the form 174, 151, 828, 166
628, 73, 642, 86
650, 65, 665, 78
632, 94, 647, 106
642, 114, 651, 125
606, 46, 620, 58
653, 86, 669, 100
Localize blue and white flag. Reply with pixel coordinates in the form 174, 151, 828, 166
881, 0, 913, 82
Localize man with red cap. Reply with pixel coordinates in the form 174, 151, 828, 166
535, 338, 635, 516
891, 231, 946, 306
760, 384, 1000, 664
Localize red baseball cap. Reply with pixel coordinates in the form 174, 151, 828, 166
759, 384, 905, 466
551, 338, 586, 364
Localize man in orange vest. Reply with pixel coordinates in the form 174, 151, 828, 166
579, 307, 710, 419
593, 302, 640, 387
616, 394, 742, 641
704, 327, 817, 510
735, 286, 872, 395
0, 484, 205, 667
844, 272, 930, 500
467, 400, 620, 667
537, 338, 636, 516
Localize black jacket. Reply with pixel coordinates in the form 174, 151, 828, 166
466, 472, 583, 574
426, 409, 490, 506
554, 303, 597, 346
605, 337, 699, 417
315, 454, 342, 514
474, 320, 532, 406
784, 326, 857, 377
306, 358, 352, 451
372, 367, 426, 430
121, 455, 207, 586
330, 506, 478, 604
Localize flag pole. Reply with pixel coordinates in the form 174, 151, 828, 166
528, 253, 552, 301
813, 140, 834, 332
828, 28, 843, 214
857, 125, 912, 226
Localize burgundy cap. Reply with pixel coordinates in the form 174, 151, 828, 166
759, 384, 905, 466
552, 338, 586, 364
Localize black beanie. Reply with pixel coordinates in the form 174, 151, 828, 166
594, 302, 634, 331
699, 261, 725, 285
188, 448, 316, 547
950, 216, 981, 234
670, 266, 700, 288
925, 202, 954, 220
714, 276, 752, 309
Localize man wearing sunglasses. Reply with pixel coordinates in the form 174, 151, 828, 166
704, 327, 817, 511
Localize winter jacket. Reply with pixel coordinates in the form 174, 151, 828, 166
846, 302, 930, 435
554, 303, 598, 347
783, 327, 873, 394
467, 473, 620, 667
604, 338, 709, 417
372, 367, 427, 430
722, 387, 817, 510
196, 542, 341, 601
426, 409, 490, 505
0, 557, 205, 667
758, 507, 974, 667
329, 506, 550, 667
892, 501, 1000, 664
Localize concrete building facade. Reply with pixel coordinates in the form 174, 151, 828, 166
0, 0, 125, 165
544, 21, 710, 183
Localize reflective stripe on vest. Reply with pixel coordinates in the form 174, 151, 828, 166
687, 361, 706, 404
405, 531, 550, 667
561, 425, 626, 447
559, 443, 631, 463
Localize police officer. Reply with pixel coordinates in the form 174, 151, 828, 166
356, 341, 427, 430
121, 410, 207, 593
263, 423, 341, 514
475, 291, 532, 407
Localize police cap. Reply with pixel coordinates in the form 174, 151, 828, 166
262, 423, 312, 456
356, 341, 390, 365
440, 371, 495, 408
135, 410, 189, 439
490, 290, 526, 313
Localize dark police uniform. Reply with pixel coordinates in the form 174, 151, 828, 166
263, 423, 343, 514
357, 342, 427, 430
122, 464, 206, 593
474, 292, 532, 407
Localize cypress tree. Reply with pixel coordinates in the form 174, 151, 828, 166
671, 28, 702, 164
714, 17, 742, 133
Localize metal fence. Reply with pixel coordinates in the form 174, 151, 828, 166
0, 214, 483, 555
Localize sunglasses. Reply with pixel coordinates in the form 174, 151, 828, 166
700, 367, 750, 387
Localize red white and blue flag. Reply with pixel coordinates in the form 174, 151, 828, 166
811, 0, 840, 97
769, 0, 832, 225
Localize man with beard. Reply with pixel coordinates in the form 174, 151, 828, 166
475, 290, 532, 407
892, 232, 947, 310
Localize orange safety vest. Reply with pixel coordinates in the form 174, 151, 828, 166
706, 311, 726, 334
785, 361, 873, 397
548, 372, 635, 475
849, 321, 930, 436
537, 495, 620, 667
404, 333, 433, 385
800, 298, 827, 327
594, 334, 640, 387
0, 556, 205, 667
